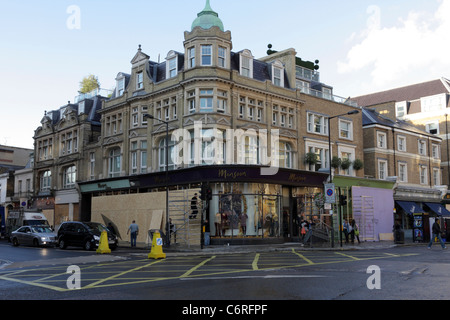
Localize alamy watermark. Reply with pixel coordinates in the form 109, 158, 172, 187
170, 122, 281, 176
366, 265, 381, 290
66, 5, 81, 30
66, 265, 81, 290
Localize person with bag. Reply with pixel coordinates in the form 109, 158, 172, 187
351, 219, 360, 244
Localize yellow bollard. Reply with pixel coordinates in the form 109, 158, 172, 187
148, 231, 166, 259
96, 230, 111, 254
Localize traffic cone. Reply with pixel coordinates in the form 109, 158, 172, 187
148, 231, 166, 259
96, 230, 111, 254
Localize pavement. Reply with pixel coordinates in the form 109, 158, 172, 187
115, 239, 425, 257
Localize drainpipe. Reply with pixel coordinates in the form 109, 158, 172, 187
392, 128, 397, 176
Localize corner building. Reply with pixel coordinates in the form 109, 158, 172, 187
78, 1, 363, 247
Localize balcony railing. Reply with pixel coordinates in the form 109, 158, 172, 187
74, 88, 113, 103
296, 66, 320, 82
297, 85, 358, 107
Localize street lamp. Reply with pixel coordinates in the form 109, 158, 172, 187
143, 114, 170, 247
327, 109, 359, 248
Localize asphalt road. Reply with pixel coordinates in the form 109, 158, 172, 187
1, 240, 449, 304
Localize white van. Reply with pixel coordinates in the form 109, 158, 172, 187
6, 210, 50, 241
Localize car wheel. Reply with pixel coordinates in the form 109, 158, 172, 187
59, 238, 67, 249
84, 240, 93, 251
33, 238, 40, 247
12, 238, 19, 246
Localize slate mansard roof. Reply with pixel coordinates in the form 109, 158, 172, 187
362, 107, 439, 137
111, 49, 293, 98
41, 95, 106, 127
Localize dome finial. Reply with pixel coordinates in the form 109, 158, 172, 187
191, 0, 224, 32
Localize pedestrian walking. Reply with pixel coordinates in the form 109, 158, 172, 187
351, 219, 360, 244
343, 219, 350, 244
127, 220, 139, 247
428, 219, 447, 249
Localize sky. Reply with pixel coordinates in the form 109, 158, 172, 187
0, 0, 449, 149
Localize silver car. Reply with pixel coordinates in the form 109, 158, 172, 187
11, 225, 57, 247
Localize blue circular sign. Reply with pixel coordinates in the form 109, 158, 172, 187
326, 189, 334, 197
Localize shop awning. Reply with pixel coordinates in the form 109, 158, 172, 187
396, 201, 423, 215
424, 203, 450, 217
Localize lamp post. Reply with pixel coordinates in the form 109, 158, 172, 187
143, 114, 170, 247
327, 109, 359, 248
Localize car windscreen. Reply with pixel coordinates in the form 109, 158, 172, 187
25, 220, 49, 226
84, 223, 108, 233
31, 226, 53, 233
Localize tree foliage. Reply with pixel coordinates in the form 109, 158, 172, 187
79, 74, 100, 94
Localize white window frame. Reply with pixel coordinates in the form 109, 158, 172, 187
166, 51, 178, 79
199, 89, 214, 113
239, 50, 253, 78
378, 159, 388, 180
398, 162, 408, 183
109, 148, 121, 178
136, 71, 144, 90
306, 142, 330, 172
397, 135, 406, 152
201, 45, 212, 66
433, 168, 440, 186
116, 74, 125, 97
377, 132, 387, 149
63, 165, 76, 189
419, 165, 428, 185
432, 144, 440, 159
307, 112, 328, 136
395, 101, 407, 118
217, 90, 227, 113
188, 47, 195, 68
40, 170, 52, 191
272, 61, 284, 87
218, 46, 226, 68
418, 140, 427, 156
339, 119, 353, 140
426, 121, 439, 135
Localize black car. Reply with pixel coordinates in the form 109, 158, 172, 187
57, 221, 118, 251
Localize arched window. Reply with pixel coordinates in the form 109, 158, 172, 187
63, 165, 77, 189
40, 170, 51, 191
279, 142, 293, 169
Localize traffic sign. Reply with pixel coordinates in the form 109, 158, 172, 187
324, 183, 336, 204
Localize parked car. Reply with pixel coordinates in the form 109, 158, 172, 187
11, 225, 57, 247
57, 221, 118, 251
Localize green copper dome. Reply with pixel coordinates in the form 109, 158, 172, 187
191, 0, 224, 32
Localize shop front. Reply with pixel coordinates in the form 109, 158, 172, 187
79, 165, 328, 245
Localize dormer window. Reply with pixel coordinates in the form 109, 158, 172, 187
78, 101, 85, 115
117, 78, 125, 96
240, 50, 254, 78
136, 72, 144, 90
272, 60, 284, 87
166, 51, 178, 79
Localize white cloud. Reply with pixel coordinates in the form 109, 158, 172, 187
338, 0, 450, 92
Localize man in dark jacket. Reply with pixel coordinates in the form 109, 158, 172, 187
428, 219, 447, 249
